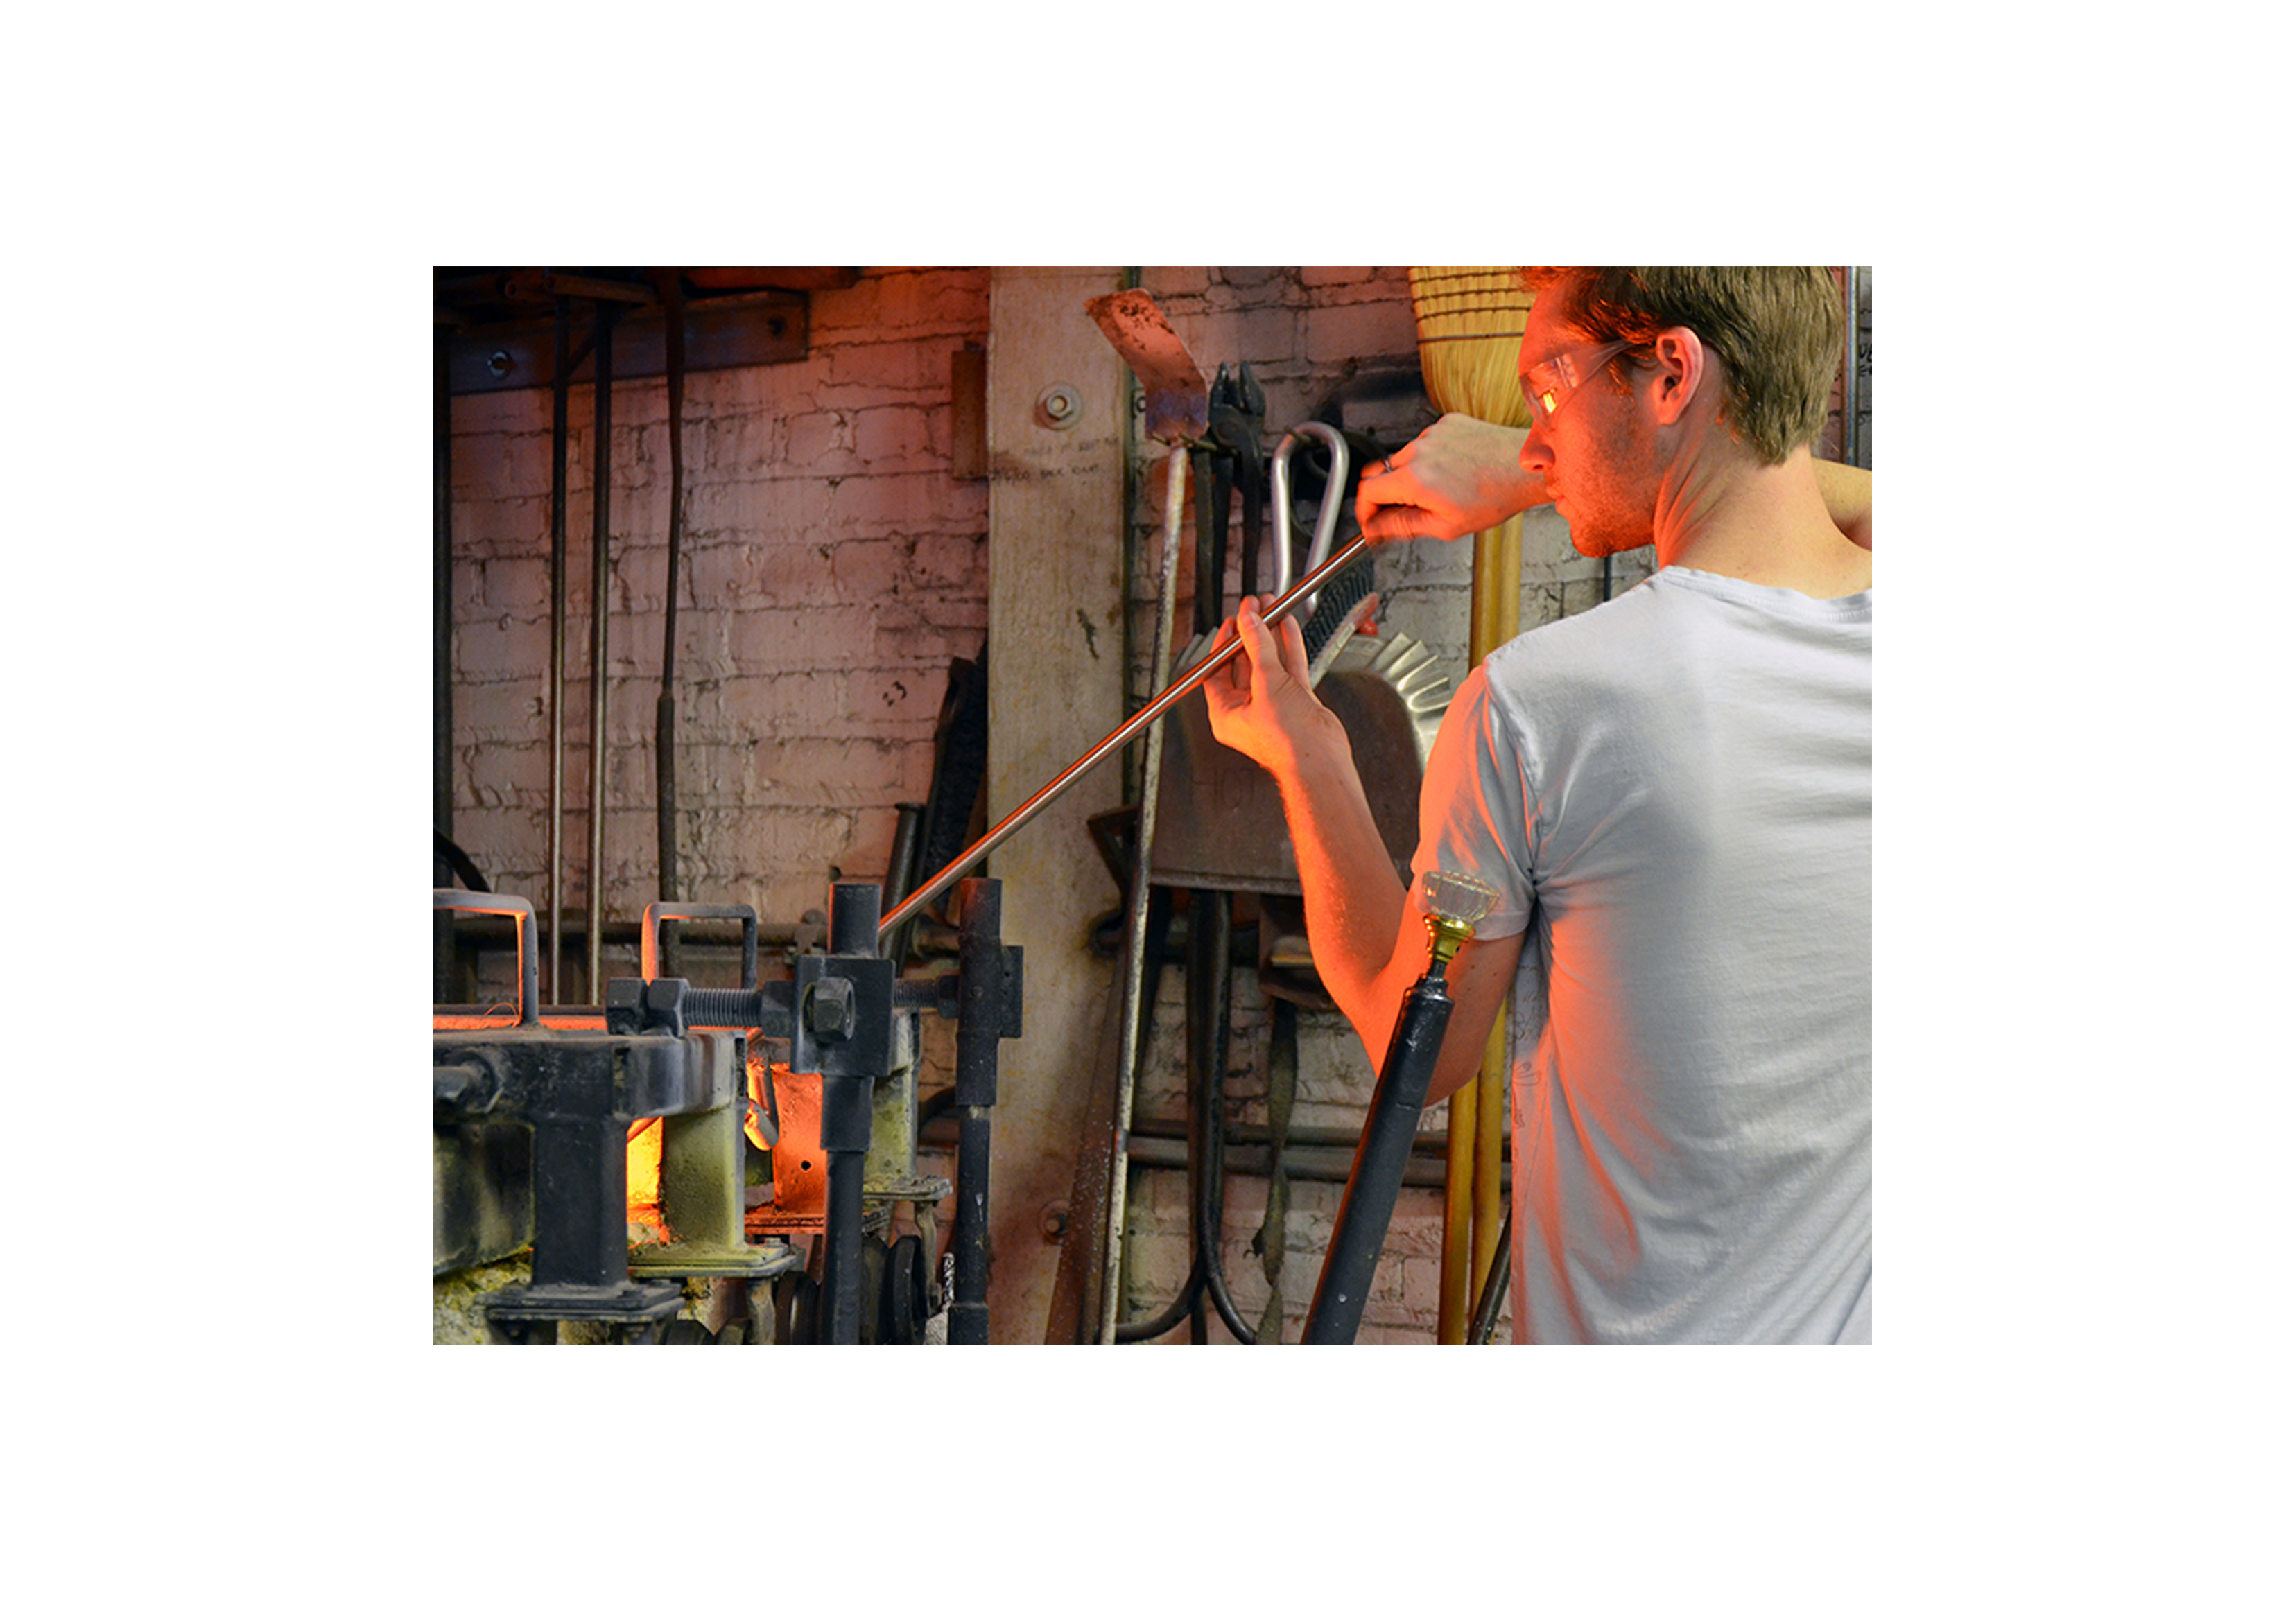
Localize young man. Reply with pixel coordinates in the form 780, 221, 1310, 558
1202, 268, 1871, 1343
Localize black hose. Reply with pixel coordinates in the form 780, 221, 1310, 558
434, 830, 489, 893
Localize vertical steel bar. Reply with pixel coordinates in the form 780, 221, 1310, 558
880, 802, 926, 970
585, 305, 615, 1002
433, 317, 457, 1003
818, 883, 882, 1345
655, 272, 686, 977
1098, 447, 1188, 1343
819, 1094, 869, 1345
548, 300, 570, 1004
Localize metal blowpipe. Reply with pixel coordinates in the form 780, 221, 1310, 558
878, 530, 1373, 936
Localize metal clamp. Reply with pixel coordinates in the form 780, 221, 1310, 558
641, 900, 759, 986
433, 890, 539, 1026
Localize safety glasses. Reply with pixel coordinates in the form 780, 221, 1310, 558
1521, 338, 1641, 424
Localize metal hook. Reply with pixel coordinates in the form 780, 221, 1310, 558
1268, 421, 1349, 624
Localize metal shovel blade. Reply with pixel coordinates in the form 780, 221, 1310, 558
1085, 289, 1207, 444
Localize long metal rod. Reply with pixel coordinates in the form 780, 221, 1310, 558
434, 320, 456, 1003
880, 527, 1373, 937
547, 299, 570, 1003
1098, 448, 1188, 1344
1466, 1205, 1513, 1344
584, 306, 615, 1001
655, 272, 686, 969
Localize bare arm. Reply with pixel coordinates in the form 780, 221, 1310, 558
1358, 412, 1873, 549
1355, 414, 1539, 542
1202, 598, 1517, 1101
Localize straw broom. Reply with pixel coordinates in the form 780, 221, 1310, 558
1407, 268, 1534, 1345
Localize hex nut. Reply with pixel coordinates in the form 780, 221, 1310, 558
1035, 382, 1082, 430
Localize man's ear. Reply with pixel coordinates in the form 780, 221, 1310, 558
1649, 327, 1709, 427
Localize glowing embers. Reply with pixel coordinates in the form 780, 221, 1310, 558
627, 1118, 664, 1220
746, 1067, 829, 1232
625, 1053, 815, 1230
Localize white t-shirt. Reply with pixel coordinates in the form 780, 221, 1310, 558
1409, 566, 1872, 1343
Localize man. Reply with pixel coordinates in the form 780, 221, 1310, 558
1202, 267, 1871, 1343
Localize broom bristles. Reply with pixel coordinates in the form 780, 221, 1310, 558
1408, 266, 1535, 428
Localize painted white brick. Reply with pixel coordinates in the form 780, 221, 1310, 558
458, 677, 546, 741
722, 606, 878, 672
1303, 297, 1421, 366
706, 670, 848, 735
852, 403, 937, 468
783, 408, 857, 473
478, 556, 553, 618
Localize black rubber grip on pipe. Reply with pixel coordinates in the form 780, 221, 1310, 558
1301, 972, 1453, 1345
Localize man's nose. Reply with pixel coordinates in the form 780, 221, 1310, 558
1519, 417, 1552, 475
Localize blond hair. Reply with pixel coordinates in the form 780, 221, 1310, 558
1520, 267, 1843, 464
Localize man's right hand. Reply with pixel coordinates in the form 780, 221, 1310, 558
1354, 412, 1548, 542
1201, 595, 1334, 783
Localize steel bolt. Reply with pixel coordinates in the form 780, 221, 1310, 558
807, 977, 856, 1041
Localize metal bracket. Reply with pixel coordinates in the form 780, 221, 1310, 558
791, 954, 896, 1076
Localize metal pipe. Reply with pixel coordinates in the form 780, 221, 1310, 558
1302, 961, 1454, 1344
820, 1095, 869, 1344
655, 272, 686, 977
1119, 1135, 1461, 1188
1098, 448, 1188, 1343
548, 299, 571, 1003
1267, 424, 1349, 622
434, 320, 457, 1003
879, 801, 926, 970
1466, 1206, 1513, 1345
881, 527, 1373, 937
585, 304, 616, 1002
817, 883, 881, 1345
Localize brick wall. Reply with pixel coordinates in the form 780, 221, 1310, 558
447, 268, 992, 947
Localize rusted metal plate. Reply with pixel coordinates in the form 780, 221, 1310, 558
1084, 288, 1206, 443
